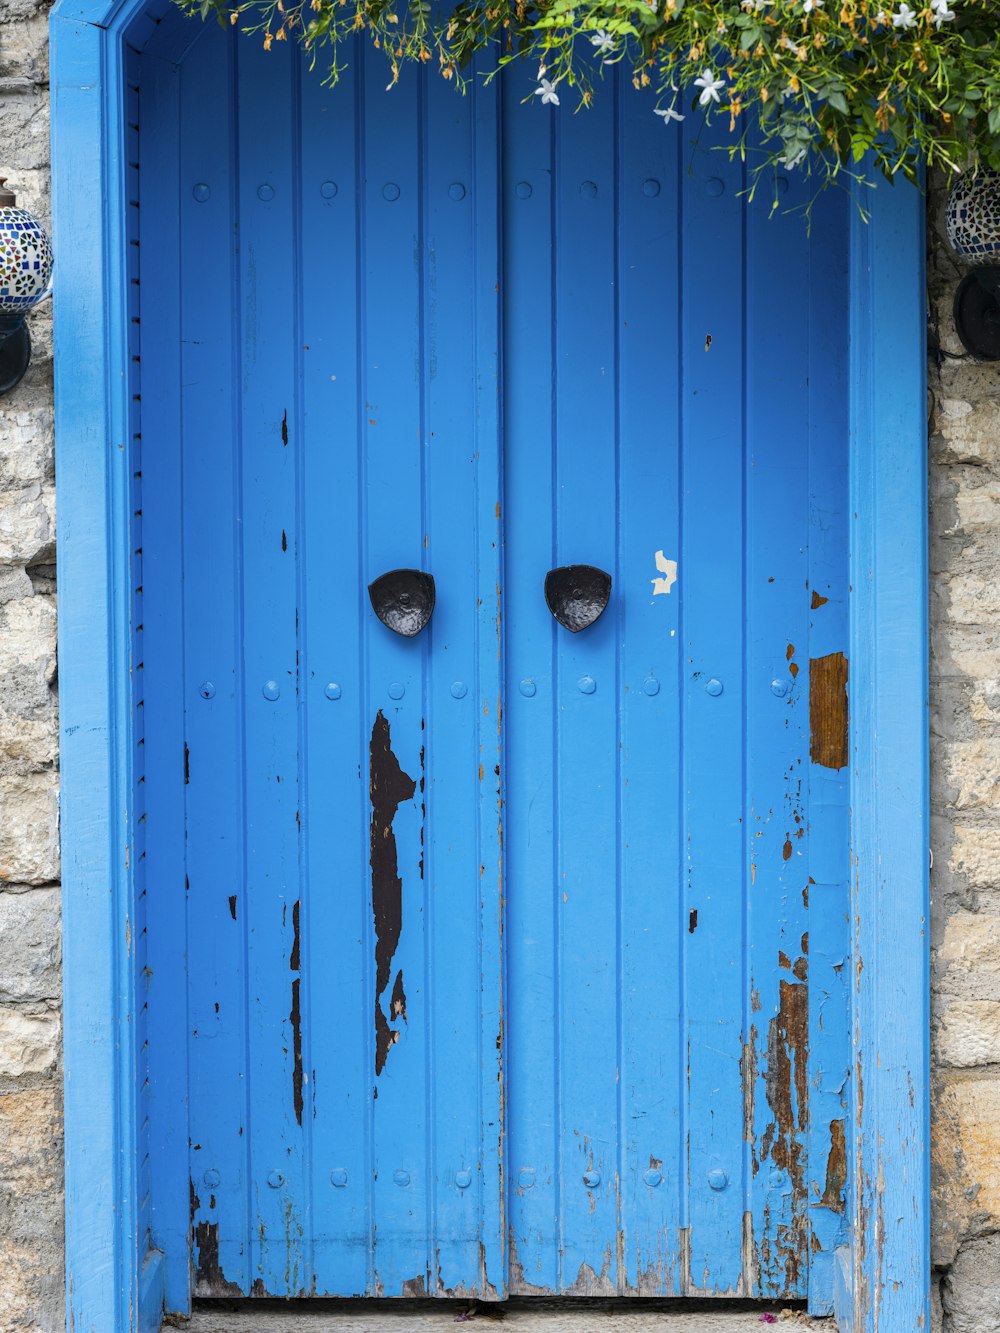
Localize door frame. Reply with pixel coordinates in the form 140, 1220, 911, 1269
49, 0, 930, 1327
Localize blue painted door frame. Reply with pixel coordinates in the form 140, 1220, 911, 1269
49, 0, 929, 1326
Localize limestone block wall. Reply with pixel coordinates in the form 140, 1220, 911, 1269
0, 10, 998, 1324
928, 177, 1000, 1333
0, 0, 62, 1326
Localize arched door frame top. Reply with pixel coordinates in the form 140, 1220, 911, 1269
49, 4, 930, 1327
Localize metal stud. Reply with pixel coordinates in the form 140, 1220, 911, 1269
643, 179, 661, 197
393, 1168, 410, 1187
267, 1170, 284, 1189
320, 181, 338, 199
578, 676, 597, 695
262, 680, 280, 701
643, 677, 660, 696
705, 177, 725, 197
705, 678, 723, 697
455, 1169, 472, 1189
199, 681, 216, 700
451, 681, 468, 699
707, 1168, 728, 1191
330, 1168, 348, 1188
388, 682, 405, 700
383, 183, 401, 201
449, 183, 466, 201
192, 183, 211, 203
203, 1168, 221, 1188
516, 181, 532, 199
583, 1169, 601, 1188
580, 181, 598, 198
257, 184, 275, 202
519, 679, 537, 698
518, 1168, 536, 1189
770, 679, 789, 698
325, 682, 342, 701
643, 1168, 662, 1187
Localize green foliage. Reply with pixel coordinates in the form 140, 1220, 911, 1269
181, 0, 1000, 192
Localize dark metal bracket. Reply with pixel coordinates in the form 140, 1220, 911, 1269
368, 569, 436, 636
954, 267, 1000, 361
544, 564, 612, 633
0, 320, 30, 396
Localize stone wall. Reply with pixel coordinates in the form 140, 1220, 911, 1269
1, 8, 999, 1322
0, 2, 62, 1333
0, 0, 62, 1327
928, 179, 1000, 1333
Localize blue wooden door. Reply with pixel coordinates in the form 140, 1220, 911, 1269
501, 76, 850, 1302
163, 29, 505, 1301
141, 25, 851, 1308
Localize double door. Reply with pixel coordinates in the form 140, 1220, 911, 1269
145, 24, 851, 1307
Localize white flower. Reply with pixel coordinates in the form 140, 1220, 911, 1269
535, 78, 560, 106
654, 105, 685, 123
892, 2, 916, 26
930, 0, 955, 23
779, 83, 798, 100
780, 147, 807, 168
875, 8, 887, 19
693, 68, 725, 106
803, 0, 823, 12
590, 28, 615, 52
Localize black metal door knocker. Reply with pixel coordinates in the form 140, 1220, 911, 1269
544, 565, 612, 633
368, 569, 436, 636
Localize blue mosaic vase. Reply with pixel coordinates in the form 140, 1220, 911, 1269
947, 169, 1000, 264
0, 180, 53, 317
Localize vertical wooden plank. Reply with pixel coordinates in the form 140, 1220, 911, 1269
743, 161, 813, 1301
138, 43, 192, 1315
502, 66, 559, 1296
470, 60, 507, 1299
360, 51, 430, 1296
680, 118, 746, 1295
297, 52, 371, 1298
235, 34, 309, 1295
551, 76, 620, 1295
803, 182, 851, 1317
181, 24, 253, 1297
616, 80, 683, 1296
421, 62, 504, 1296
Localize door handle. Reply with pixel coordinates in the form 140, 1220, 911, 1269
544, 565, 612, 633
368, 569, 436, 636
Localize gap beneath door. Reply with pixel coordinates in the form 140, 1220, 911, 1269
179, 1299, 836, 1333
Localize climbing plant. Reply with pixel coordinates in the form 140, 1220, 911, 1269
180, 0, 1000, 197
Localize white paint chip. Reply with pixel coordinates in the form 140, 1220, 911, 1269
651, 549, 678, 595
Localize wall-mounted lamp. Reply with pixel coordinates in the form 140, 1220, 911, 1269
947, 170, 1000, 361
0, 178, 53, 395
